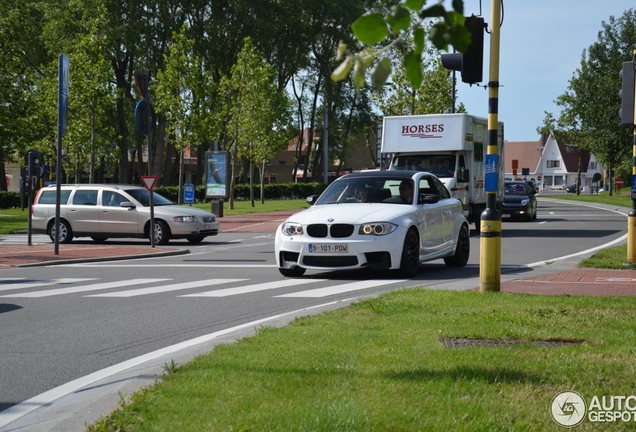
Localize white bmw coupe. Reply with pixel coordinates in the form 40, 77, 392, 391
275, 171, 470, 277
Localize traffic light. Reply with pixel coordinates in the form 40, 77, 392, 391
441, 16, 485, 84
619, 61, 635, 125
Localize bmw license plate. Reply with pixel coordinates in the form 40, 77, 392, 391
308, 243, 348, 253
501, 214, 511, 218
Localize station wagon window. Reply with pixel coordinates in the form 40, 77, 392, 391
37, 189, 72, 204
72, 189, 98, 206
103, 191, 128, 207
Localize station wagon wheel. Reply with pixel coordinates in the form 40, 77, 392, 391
399, 228, 420, 277
49, 220, 73, 244
279, 267, 306, 277
153, 220, 171, 245
444, 224, 470, 267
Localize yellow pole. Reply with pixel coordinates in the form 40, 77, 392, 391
628, 49, 636, 264
480, 0, 502, 292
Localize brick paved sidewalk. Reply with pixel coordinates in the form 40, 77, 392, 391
499, 268, 636, 297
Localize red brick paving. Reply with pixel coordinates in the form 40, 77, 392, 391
500, 269, 636, 297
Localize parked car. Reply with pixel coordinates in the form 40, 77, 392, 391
566, 184, 583, 193
31, 184, 220, 245
274, 171, 470, 277
502, 181, 537, 221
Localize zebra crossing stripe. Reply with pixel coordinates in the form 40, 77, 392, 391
86, 279, 248, 297
275, 279, 408, 298
1, 279, 168, 298
180, 279, 326, 297
0, 278, 97, 292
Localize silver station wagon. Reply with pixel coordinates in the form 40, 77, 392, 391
31, 184, 220, 245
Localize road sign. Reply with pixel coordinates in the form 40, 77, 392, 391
141, 176, 158, 191
58, 53, 69, 136
134, 99, 154, 135
183, 183, 195, 204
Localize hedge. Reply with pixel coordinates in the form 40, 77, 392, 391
0, 182, 327, 209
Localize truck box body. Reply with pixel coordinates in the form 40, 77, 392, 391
381, 113, 504, 230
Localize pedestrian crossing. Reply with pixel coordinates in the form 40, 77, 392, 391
0, 277, 408, 299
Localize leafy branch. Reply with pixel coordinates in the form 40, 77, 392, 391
331, 0, 469, 90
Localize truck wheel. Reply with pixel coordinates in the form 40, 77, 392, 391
473, 219, 480, 233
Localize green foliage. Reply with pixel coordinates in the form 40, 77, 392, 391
153, 182, 326, 203
554, 10, 636, 172
0, 191, 22, 209
333, 2, 468, 90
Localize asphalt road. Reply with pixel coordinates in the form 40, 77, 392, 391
0, 198, 629, 431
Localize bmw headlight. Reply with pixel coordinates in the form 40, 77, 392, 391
174, 216, 198, 223
358, 222, 398, 236
281, 222, 303, 236
521, 199, 529, 206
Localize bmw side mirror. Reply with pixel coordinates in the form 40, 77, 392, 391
419, 193, 439, 205
306, 195, 318, 206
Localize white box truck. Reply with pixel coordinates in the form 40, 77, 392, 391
381, 113, 504, 231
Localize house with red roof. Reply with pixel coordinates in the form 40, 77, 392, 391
504, 132, 604, 192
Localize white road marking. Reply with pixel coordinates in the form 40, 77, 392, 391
1, 279, 168, 298
0, 278, 97, 292
526, 233, 628, 268
276, 279, 409, 298
0, 299, 351, 430
180, 279, 326, 297
87, 279, 247, 297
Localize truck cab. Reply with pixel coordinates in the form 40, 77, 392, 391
381, 113, 504, 231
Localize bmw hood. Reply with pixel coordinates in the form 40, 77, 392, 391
283, 204, 411, 225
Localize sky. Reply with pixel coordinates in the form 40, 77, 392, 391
445, 0, 634, 142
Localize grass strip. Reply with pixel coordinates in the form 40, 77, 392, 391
89, 289, 636, 431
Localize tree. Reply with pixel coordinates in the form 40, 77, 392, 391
155, 27, 200, 203
373, 26, 456, 116
331, 1, 469, 90
219, 38, 292, 207
563, 9, 636, 196
0, 0, 54, 190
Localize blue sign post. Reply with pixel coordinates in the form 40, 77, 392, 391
484, 154, 499, 192
184, 183, 195, 204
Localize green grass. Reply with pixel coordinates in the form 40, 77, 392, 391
548, 189, 633, 208
0, 207, 32, 234
89, 290, 636, 431
192, 198, 308, 216
83, 193, 636, 431
579, 244, 632, 269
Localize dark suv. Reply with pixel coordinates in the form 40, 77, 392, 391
502, 181, 537, 221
